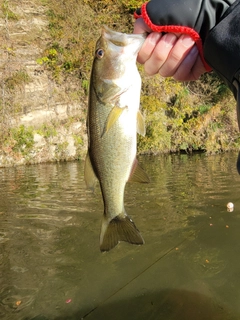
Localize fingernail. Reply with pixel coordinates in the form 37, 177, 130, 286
148, 32, 162, 45
181, 35, 195, 47
163, 34, 177, 48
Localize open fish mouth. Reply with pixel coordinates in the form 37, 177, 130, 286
102, 25, 146, 53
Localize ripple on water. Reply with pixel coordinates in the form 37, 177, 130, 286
0, 156, 240, 319
0, 231, 10, 244
0, 285, 37, 313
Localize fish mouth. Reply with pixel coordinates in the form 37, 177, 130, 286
102, 25, 146, 51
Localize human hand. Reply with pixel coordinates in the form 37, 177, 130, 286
134, 18, 207, 81
134, 0, 233, 81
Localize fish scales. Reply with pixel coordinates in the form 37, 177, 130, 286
85, 26, 149, 252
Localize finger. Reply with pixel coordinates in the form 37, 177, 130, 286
137, 32, 162, 64
159, 34, 195, 77
144, 33, 178, 75
191, 56, 207, 80
133, 17, 152, 34
173, 46, 206, 81
173, 45, 199, 81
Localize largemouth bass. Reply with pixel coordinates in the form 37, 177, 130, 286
84, 26, 149, 252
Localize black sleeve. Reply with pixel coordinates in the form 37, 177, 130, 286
135, 0, 235, 71
135, 0, 234, 42
204, 0, 240, 100
135, 0, 240, 102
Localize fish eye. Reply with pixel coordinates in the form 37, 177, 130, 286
96, 48, 104, 59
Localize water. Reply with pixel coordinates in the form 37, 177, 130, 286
0, 153, 240, 320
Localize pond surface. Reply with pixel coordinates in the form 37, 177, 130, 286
1, 152, 240, 320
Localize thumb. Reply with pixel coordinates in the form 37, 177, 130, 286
133, 18, 152, 34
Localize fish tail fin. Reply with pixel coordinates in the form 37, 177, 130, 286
100, 214, 144, 252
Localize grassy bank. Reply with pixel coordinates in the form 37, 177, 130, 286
0, 0, 239, 167
40, 0, 239, 154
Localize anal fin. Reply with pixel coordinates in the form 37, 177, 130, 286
129, 158, 150, 183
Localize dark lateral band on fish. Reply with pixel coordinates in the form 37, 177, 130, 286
85, 26, 148, 252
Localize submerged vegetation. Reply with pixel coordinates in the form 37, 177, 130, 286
0, 0, 239, 166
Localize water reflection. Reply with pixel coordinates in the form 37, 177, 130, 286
0, 153, 240, 319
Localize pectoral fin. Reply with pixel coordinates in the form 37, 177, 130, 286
84, 151, 97, 191
137, 110, 146, 136
101, 105, 127, 137
129, 158, 150, 183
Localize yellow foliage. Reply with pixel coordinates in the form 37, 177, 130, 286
42, 0, 238, 154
